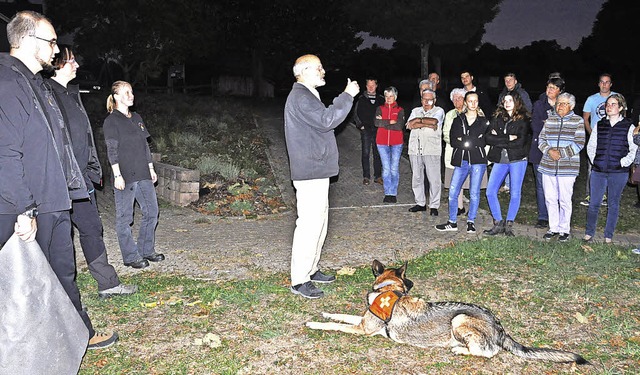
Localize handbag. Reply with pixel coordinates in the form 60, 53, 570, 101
631, 164, 640, 184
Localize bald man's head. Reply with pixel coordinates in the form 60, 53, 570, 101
292, 54, 325, 88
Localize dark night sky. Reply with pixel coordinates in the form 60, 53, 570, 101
483, 0, 606, 49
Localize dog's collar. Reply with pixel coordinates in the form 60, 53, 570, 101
368, 290, 404, 323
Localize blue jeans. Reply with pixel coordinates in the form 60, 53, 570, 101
585, 171, 627, 239
486, 160, 527, 221
114, 179, 159, 263
531, 163, 549, 221
448, 161, 487, 222
361, 128, 381, 179
377, 144, 403, 196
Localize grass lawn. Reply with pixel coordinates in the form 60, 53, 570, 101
78, 237, 640, 374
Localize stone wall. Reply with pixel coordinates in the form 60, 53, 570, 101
151, 153, 200, 207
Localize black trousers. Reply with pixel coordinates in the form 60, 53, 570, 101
71, 195, 120, 291
0, 211, 95, 338
361, 127, 381, 179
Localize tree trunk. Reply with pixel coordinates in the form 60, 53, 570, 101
420, 42, 431, 80
251, 49, 264, 98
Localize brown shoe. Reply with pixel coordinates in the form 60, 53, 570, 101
374, 177, 383, 185
363, 178, 370, 185
88, 331, 119, 350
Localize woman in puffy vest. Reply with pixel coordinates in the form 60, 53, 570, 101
375, 86, 405, 203
584, 93, 637, 243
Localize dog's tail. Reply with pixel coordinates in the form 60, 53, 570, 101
501, 333, 589, 364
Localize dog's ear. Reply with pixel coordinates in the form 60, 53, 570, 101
372, 259, 385, 277
397, 261, 408, 279
397, 262, 413, 292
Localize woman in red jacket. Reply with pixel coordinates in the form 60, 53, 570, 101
375, 86, 405, 203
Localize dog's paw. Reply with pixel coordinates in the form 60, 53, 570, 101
321, 312, 332, 319
305, 321, 324, 330
451, 346, 471, 356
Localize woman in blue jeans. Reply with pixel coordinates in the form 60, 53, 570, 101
375, 86, 405, 203
103, 81, 165, 269
483, 92, 531, 236
584, 94, 637, 244
435, 92, 489, 233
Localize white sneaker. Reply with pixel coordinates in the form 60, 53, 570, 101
98, 284, 139, 298
632, 248, 640, 255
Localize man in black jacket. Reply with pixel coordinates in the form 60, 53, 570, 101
0, 11, 117, 349
354, 78, 385, 185
460, 69, 494, 117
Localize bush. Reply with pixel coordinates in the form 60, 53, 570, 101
196, 156, 240, 181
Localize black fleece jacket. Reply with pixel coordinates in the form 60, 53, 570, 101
485, 116, 531, 163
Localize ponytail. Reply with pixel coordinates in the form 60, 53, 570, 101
106, 94, 116, 113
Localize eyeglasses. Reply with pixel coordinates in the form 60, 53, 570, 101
556, 102, 571, 106
599, 80, 612, 85
30, 35, 57, 48
64, 58, 76, 64
305, 65, 324, 73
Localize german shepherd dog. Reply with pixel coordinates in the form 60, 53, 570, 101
306, 260, 588, 364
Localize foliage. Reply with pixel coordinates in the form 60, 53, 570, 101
79, 93, 284, 217
47, 0, 219, 83
346, 0, 502, 78
133, 95, 283, 216
578, 0, 640, 93
77, 238, 640, 373
196, 156, 240, 181
214, 0, 361, 93
49, 1, 362, 91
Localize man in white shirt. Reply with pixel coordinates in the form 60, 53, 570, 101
406, 89, 445, 215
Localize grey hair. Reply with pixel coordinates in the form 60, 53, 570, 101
7, 10, 49, 49
418, 79, 434, 92
450, 88, 466, 102
422, 89, 436, 98
556, 92, 575, 109
292, 60, 314, 78
384, 86, 398, 99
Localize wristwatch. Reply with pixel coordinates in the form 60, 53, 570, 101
21, 208, 38, 218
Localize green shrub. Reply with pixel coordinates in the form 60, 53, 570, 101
218, 161, 241, 181
229, 200, 253, 213
196, 156, 240, 182
153, 136, 168, 154
228, 182, 251, 196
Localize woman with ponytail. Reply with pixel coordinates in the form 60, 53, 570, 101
103, 81, 165, 269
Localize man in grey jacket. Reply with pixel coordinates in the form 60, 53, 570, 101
284, 54, 359, 299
